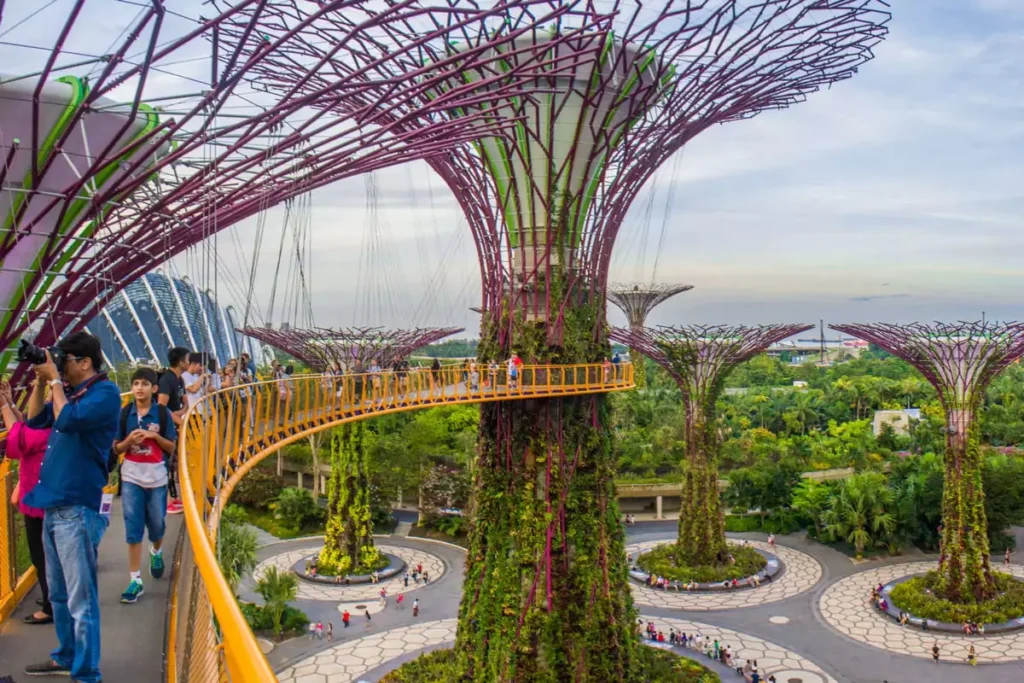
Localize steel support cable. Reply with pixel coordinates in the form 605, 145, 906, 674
265, 197, 293, 327
650, 146, 685, 285
241, 186, 272, 328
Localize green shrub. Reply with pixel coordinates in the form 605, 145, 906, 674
890, 571, 1024, 624
723, 515, 760, 533
240, 601, 309, 636
234, 468, 285, 509
380, 645, 720, 682
270, 487, 321, 533
432, 515, 468, 537
636, 543, 767, 583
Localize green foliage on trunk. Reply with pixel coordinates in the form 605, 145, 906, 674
320, 423, 382, 575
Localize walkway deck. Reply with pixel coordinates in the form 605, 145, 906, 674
0, 500, 180, 683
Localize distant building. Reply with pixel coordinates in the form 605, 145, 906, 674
872, 408, 922, 436
83, 271, 262, 367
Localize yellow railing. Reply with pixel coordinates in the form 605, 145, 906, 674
0, 362, 633, 681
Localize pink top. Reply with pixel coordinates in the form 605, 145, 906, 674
7, 421, 51, 518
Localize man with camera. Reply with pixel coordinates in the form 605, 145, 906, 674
20, 331, 121, 683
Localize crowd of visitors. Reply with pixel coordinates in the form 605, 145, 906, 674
639, 619, 778, 682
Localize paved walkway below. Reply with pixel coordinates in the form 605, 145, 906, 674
0, 499, 180, 683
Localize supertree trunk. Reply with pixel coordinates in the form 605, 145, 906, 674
455, 312, 635, 682
631, 350, 647, 388
319, 423, 379, 575
937, 412, 995, 601
676, 409, 726, 566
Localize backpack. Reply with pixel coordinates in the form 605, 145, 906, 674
107, 403, 172, 474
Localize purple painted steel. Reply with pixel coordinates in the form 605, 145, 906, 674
237, 326, 462, 371
252, 1, 888, 346
0, 0, 597, 364
610, 323, 813, 400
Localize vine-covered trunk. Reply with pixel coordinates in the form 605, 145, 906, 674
630, 348, 646, 388
319, 422, 379, 574
676, 411, 726, 566
455, 395, 635, 682
937, 413, 995, 601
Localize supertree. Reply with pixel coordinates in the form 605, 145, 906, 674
607, 283, 694, 387
0, 0, 594, 384
239, 325, 461, 574
831, 322, 1024, 602
612, 324, 811, 565
241, 2, 888, 679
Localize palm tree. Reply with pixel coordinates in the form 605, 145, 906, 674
255, 566, 298, 637
218, 521, 259, 593
821, 472, 896, 560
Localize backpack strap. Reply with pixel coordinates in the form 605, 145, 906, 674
119, 404, 131, 441
157, 403, 169, 438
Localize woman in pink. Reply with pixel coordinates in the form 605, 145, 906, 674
1, 380, 53, 624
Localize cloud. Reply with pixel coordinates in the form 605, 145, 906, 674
850, 294, 910, 303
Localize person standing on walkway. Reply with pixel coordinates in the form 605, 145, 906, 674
967, 645, 977, 666
113, 368, 176, 604
22, 332, 121, 683
157, 347, 190, 515
342, 610, 350, 628
327, 622, 333, 642
365, 609, 372, 629
768, 533, 776, 550
1006, 547, 1012, 567
0, 380, 53, 625
396, 593, 404, 610
412, 598, 419, 617
932, 643, 940, 662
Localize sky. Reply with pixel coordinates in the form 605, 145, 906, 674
7, 1, 1024, 337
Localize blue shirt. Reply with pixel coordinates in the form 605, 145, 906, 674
23, 377, 122, 511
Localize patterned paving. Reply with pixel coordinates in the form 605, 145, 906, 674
253, 544, 445, 601
646, 615, 837, 683
276, 619, 458, 683
626, 540, 822, 610
275, 615, 835, 683
819, 561, 1024, 663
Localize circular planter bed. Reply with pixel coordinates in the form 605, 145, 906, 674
378, 643, 722, 682
291, 551, 405, 585
629, 544, 782, 592
876, 572, 1024, 634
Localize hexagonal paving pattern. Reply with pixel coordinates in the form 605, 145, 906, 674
626, 540, 822, 610
275, 615, 835, 683
819, 561, 1024, 663
253, 544, 445, 601
646, 615, 837, 683
276, 618, 457, 683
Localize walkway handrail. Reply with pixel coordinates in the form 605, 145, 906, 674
170, 361, 633, 681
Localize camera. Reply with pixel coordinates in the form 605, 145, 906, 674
16, 339, 66, 369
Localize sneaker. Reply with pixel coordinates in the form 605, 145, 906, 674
150, 552, 165, 580
24, 659, 70, 676
167, 499, 184, 515
120, 579, 145, 604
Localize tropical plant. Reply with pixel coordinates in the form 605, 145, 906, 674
254, 566, 298, 637
820, 472, 896, 559
219, 518, 259, 592
270, 486, 319, 533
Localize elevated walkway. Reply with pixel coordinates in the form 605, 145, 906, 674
0, 362, 633, 681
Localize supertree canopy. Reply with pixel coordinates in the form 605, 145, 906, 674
832, 322, 1024, 602
607, 283, 693, 387
238, 2, 888, 679
0, 0, 593, 378
236, 326, 462, 371
612, 324, 811, 566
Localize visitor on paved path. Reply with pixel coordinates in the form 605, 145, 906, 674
1, 379, 53, 625
713, 639, 720, 660
157, 346, 190, 515
413, 598, 419, 617
1006, 547, 1012, 567
365, 609, 372, 629
379, 587, 388, 607
22, 332, 121, 683
931, 643, 940, 662
423, 570, 430, 584
342, 610, 350, 628
114, 368, 176, 604
397, 593, 404, 609
404, 571, 409, 587
309, 623, 317, 640
327, 622, 333, 642
768, 533, 775, 550
967, 644, 977, 666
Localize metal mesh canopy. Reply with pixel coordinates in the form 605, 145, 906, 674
607, 283, 694, 329
610, 323, 812, 403
0, 0, 599, 358
830, 322, 1024, 414
237, 325, 462, 371
247, 1, 889, 322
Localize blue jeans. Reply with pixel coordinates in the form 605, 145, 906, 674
122, 482, 167, 545
43, 505, 108, 683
